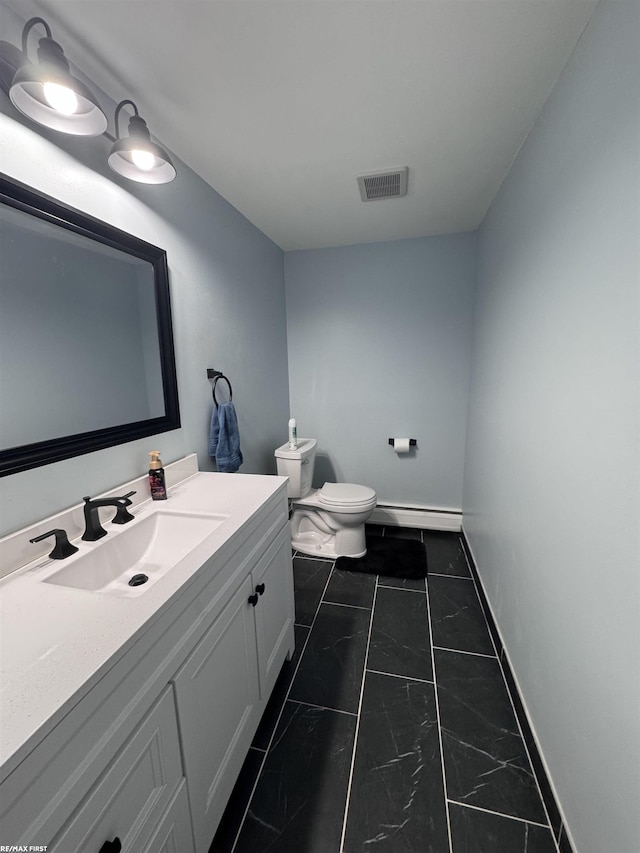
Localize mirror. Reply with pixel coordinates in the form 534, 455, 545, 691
0, 174, 180, 476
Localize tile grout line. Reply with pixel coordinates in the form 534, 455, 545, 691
321, 600, 372, 612
425, 563, 455, 853
377, 582, 426, 594
447, 799, 551, 829
338, 574, 379, 853
365, 667, 435, 685
428, 571, 473, 580
433, 645, 497, 660
228, 556, 336, 853
458, 536, 562, 853
286, 697, 358, 716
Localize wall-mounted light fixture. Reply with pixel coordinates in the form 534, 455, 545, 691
8, 17, 107, 136
108, 100, 176, 184
0, 16, 176, 184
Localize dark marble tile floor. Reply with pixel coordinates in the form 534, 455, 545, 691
209, 526, 566, 853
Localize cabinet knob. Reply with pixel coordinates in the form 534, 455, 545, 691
99, 838, 122, 853
255, 583, 265, 596
248, 593, 259, 607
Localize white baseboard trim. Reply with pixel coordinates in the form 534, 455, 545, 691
461, 528, 574, 852
370, 504, 462, 531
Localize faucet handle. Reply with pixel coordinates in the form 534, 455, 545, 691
30, 529, 79, 560
112, 491, 137, 525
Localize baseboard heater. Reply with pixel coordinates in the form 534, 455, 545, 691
370, 503, 462, 532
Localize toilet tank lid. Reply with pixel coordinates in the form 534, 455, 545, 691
318, 482, 376, 505
274, 438, 317, 460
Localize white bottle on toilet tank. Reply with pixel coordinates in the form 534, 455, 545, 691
288, 418, 297, 450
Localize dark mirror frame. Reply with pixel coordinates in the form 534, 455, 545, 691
0, 173, 181, 477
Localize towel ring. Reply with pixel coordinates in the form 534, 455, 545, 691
211, 373, 232, 408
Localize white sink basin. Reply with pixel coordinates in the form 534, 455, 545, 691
42, 509, 228, 596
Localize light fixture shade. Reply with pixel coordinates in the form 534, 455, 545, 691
9, 36, 107, 136
108, 108, 176, 184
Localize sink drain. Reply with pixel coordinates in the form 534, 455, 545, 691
128, 573, 149, 587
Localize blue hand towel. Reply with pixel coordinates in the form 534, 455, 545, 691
209, 405, 220, 456
210, 401, 243, 473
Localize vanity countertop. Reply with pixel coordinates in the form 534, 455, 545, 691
0, 471, 288, 781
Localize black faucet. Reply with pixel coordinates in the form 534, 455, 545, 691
82, 491, 136, 541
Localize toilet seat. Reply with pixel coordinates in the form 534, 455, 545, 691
318, 482, 376, 508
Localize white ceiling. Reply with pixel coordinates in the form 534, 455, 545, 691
10, 0, 597, 251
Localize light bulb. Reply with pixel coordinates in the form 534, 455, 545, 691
43, 81, 78, 115
131, 148, 155, 171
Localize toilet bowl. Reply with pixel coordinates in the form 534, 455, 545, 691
275, 439, 377, 559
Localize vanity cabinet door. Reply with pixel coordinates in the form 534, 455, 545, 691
172, 574, 260, 853
48, 686, 192, 853
252, 525, 295, 699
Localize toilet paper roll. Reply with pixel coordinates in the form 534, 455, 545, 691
392, 438, 411, 454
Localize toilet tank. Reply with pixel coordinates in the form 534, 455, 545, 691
274, 438, 317, 499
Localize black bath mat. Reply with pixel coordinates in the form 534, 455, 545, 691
335, 536, 428, 579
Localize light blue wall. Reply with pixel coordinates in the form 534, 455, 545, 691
284, 234, 476, 508
0, 6, 289, 536
463, 3, 640, 852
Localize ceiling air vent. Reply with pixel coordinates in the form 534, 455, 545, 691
357, 167, 408, 202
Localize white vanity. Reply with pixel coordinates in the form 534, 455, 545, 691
0, 457, 295, 852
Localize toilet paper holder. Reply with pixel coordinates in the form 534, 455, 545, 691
388, 438, 417, 446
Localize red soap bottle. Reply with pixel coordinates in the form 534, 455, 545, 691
148, 451, 167, 500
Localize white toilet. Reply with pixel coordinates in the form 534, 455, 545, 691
275, 438, 376, 559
